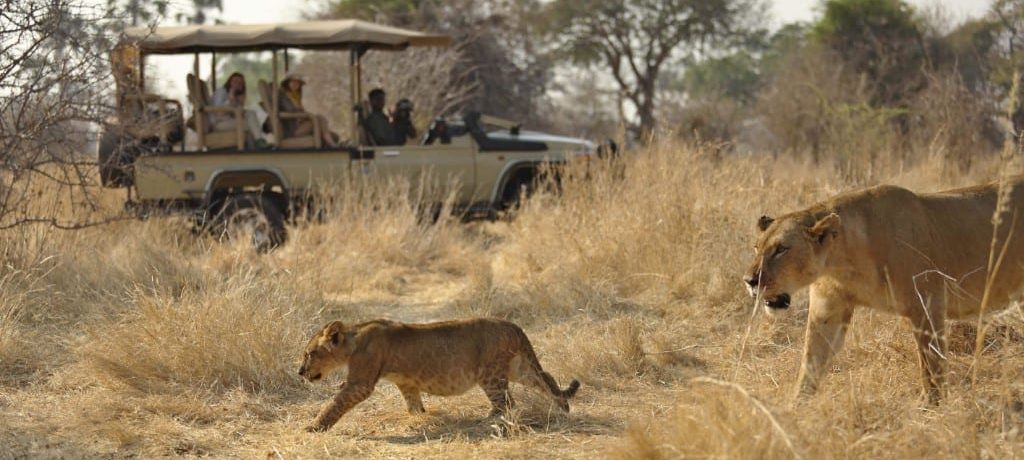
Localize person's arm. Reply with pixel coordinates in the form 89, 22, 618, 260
211, 88, 229, 106
367, 114, 397, 145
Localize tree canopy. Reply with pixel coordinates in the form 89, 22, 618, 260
545, 0, 758, 141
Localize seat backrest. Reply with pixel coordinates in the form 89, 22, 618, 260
186, 73, 217, 139
186, 74, 200, 108
257, 79, 283, 140
186, 74, 214, 109
186, 73, 204, 134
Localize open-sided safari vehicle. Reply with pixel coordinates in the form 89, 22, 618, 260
99, 19, 597, 251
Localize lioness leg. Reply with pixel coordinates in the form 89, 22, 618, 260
908, 293, 947, 405
307, 382, 376, 432
397, 384, 425, 413
796, 289, 854, 398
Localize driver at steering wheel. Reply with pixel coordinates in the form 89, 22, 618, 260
357, 88, 398, 146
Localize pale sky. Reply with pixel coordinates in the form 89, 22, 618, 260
207, 0, 992, 26
768, 0, 989, 26
205, 0, 991, 30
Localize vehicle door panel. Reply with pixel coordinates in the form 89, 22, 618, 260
372, 144, 477, 204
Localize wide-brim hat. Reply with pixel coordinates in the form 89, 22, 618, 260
283, 72, 306, 84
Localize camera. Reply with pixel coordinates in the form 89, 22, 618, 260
394, 98, 414, 118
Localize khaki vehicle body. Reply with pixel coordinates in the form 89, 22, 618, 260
132, 136, 589, 209
101, 20, 596, 249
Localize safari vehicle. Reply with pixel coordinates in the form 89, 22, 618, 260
99, 20, 597, 251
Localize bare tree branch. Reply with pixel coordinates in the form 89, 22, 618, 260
0, 0, 124, 230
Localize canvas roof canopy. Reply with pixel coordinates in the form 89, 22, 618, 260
123, 19, 453, 54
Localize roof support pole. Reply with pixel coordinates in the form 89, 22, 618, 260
350, 48, 358, 144
138, 53, 146, 94
272, 50, 279, 143
193, 53, 204, 150
211, 52, 217, 87
350, 45, 368, 146
193, 53, 200, 84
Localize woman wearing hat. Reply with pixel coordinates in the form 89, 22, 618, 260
279, 73, 340, 148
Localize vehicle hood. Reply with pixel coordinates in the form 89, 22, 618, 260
488, 130, 595, 150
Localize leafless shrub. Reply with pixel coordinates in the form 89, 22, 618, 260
660, 94, 746, 145
0, 0, 120, 229
756, 44, 890, 163
905, 71, 1001, 173
296, 44, 476, 142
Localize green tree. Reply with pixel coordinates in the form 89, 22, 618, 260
106, 0, 222, 26
175, 0, 223, 25
546, 0, 758, 141
682, 51, 760, 105
811, 0, 926, 106
986, 0, 1024, 135
676, 23, 807, 106
327, 0, 422, 24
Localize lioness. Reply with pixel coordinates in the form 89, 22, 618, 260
744, 178, 1024, 403
298, 318, 581, 432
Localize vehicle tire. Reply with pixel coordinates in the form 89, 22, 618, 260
500, 171, 537, 211
214, 194, 287, 253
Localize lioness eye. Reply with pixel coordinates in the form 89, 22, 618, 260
773, 246, 789, 258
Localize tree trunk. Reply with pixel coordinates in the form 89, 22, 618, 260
637, 78, 657, 144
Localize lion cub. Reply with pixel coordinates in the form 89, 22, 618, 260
298, 317, 581, 432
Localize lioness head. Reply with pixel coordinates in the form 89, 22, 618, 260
298, 321, 355, 383
743, 212, 841, 310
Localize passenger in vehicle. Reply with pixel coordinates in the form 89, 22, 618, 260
391, 98, 417, 145
211, 72, 265, 148
358, 88, 398, 146
279, 73, 341, 148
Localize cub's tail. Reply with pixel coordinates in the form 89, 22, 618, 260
558, 378, 581, 399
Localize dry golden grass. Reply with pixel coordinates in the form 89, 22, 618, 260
2, 141, 1024, 458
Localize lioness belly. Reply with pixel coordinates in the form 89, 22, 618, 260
385, 372, 477, 396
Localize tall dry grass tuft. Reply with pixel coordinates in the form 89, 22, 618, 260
616, 383, 799, 460
473, 142, 820, 325
0, 266, 41, 385
280, 175, 484, 299
76, 272, 319, 396
971, 71, 1024, 385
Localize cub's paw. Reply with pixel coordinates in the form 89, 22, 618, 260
305, 424, 328, 433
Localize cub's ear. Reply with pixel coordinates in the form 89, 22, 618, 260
757, 215, 775, 232
807, 213, 841, 244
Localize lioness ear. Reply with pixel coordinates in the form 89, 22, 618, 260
325, 321, 345, 346
757, 215, 774, 232
807, 213, 841, 245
